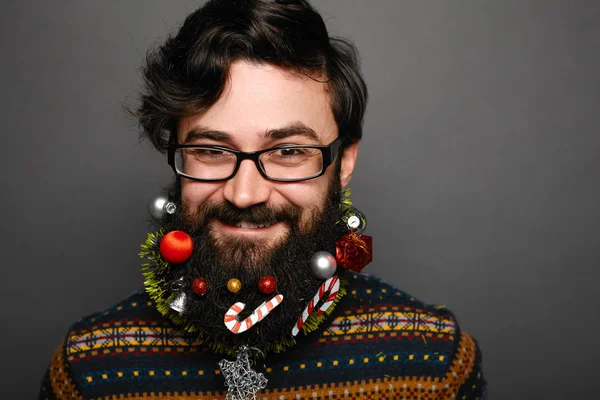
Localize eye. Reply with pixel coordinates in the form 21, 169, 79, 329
193, 149, 226, 156
263, 147, 319, 166
186, 148, 235, 163
272, 148, 308, 157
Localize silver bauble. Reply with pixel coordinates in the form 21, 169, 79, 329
148, 195, 176, 221
346, 207, 367, 234
169, 291, 187, 313
310, 251, 337, 280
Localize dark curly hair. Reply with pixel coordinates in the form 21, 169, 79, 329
134, 0, 368, 152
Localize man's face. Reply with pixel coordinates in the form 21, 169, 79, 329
164, 61, 359, 349
178, 60, 358, 265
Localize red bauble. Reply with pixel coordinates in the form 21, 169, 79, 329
159, 230, 193, 264
191, 278, 208, 296
258, 275, 277, 294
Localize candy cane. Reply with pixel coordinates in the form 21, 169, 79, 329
224, 294, 284, 334
292, 276, 340, 337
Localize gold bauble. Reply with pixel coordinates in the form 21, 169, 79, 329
227, 278, 242, 293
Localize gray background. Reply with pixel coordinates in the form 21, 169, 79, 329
1, 0, 599, 398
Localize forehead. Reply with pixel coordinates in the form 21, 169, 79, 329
178, 61, 337, 145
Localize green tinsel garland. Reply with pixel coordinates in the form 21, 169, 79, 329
139, 228, 348, 357
338, 188, 353, 225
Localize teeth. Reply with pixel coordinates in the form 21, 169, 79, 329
235, 221, 275, 229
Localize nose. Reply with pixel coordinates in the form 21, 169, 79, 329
223, 159, 272, 209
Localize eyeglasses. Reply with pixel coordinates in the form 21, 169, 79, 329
168, 137, 342, 182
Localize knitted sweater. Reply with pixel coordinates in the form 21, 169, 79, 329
40, 273, 486, 399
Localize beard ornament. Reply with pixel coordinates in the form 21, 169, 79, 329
159, 230, 193, 264
335, 189, 373, 272
148, 195, 177, 221
139, 177, 350, 357
218, 346, 268, 400
224, 294, 284, 334
291, 275, 340, 337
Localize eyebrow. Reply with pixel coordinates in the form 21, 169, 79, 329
184, 127, 233, 144
182, 122, 320, 145
262, 122, 319, 142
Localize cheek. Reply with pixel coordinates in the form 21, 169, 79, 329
274, 178, 328, 207
181, 171, 334, 215
274, 160, 337, 208
181, 180, 223, 212
274, 177, 332, 227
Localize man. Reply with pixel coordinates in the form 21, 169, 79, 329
40, 0, 486, 399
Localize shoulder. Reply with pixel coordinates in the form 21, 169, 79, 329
68, 289, 165, 334
61, 289, 168, 353
327, 272, 487, 398
40, 290, 181, 398
63, 289, 181, 360
338, 271, 462, 324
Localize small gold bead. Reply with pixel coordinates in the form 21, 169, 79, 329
227, 278, 242, 293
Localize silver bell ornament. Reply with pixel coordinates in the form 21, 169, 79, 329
345, 207, 367, 234
169, 291, 187, 313
148, 195, 177, 221
310, 251, 337, 280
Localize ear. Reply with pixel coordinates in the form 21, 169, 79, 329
340, 141, 359, 188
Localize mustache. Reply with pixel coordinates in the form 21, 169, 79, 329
186, 201, 302, 229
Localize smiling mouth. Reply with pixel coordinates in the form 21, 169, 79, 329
230, 220, 279, 229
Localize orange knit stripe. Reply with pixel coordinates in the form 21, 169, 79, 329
48, 341, 83, 400
440, 331, 477, 394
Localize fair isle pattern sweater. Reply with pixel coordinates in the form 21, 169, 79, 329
40, 273, 486, 399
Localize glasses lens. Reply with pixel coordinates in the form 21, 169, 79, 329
260, 147, 324, 180
174, 147, 236, 180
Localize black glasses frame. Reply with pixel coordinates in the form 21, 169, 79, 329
168, 137, 342, 182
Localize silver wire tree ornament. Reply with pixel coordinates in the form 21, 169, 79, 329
218, 347, 268, 399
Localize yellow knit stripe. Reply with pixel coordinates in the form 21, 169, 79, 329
66, 326, 201, 355
323, 311, 456, 336
317, 330, 454, 344
66, 345, 207, 361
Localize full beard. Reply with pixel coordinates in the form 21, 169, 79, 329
159, 174, 347, 352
